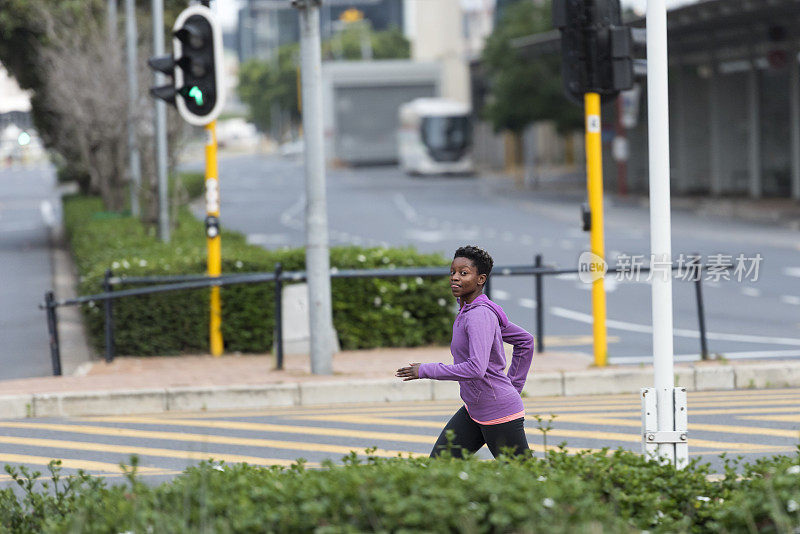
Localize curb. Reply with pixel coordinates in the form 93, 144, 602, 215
2, 361, 800, 419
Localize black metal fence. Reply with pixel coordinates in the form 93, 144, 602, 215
41, 255, 716, 376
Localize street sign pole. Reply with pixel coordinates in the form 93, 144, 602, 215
584, 92, 608, 367
152, 0, 170, 243
124, 0, 142, 217
643, 0, 685, 468
205, 121, 223, 356
296, 0, 335, 375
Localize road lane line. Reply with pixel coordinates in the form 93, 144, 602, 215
289, 415, 783, 452
0, 435, 309, 467
551, 306, 800, 346
75, 417, 439, 444
780, 295, 800, 305
740, 414, 800, 424
0, 453, 167, 475
554, 415, 800, 439
0, 422, 420, 458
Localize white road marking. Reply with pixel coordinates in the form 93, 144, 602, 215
741, 287, 762, 297
404, 229, 445, 243
611, 349, 800, 365
246, 233, 288, 246
491, 289, 510, 300
392, 193, 419, 223
39, 200, 56, 227
519, 298, 537, 309
551, 306, 800, 346
279, 195, 304, 230
780, 295, 800, 305
783, 267, 800, 278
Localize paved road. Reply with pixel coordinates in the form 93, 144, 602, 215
186, 154, 800, 363
1, 388, 798, 485
0, 163, 59, 380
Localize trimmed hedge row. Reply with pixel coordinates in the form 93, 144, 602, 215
64, 195, 454, 356
2, 448, 799, 533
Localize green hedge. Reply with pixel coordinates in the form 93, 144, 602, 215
64, 195, 454, 356
3, 448, 799, 533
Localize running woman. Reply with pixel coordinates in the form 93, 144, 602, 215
396, 245, 535, 458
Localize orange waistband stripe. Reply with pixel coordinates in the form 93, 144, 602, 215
471, 410, 525, 426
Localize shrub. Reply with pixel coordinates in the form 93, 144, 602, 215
63, 195, 454, 356
3, 449, 799, 533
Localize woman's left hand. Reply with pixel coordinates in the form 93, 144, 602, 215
396, 363, 421, 381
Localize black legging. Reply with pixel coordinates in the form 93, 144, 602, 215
430, 406, 530, 459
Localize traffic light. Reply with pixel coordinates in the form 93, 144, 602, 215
147, 5, 225, 126
552, 0, 633, 105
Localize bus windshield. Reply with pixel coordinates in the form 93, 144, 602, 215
420, 115, 471, 161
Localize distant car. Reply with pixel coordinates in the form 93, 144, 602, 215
279, 139, 305, 157
397, 98, 474, 176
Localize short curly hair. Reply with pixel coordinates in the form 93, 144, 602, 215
454, 245, 494, 277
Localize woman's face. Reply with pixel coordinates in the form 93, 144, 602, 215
450, 256, 486, 302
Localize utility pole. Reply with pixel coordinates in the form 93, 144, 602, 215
295, 0, 335, 375
125, 0, 142, 217
642, 0, 686, 468
152, 0, 170, 242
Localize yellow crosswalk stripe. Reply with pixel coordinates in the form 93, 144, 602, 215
740, 414, 800, 424
76, 416, 445, 445
0, 422, 421, 458
139, 390, 799, 420
0, 435, 312, 468
0, 453, 171, 475
290, 414, 786, 452
554, 414, 800, 440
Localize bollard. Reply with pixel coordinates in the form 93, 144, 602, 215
484, 275, 492, 300
693, 259, 709, 361
274, 263, 284, 370
534, 254, 544, 354
103, 269, 115, 363
45, 290, 62, 376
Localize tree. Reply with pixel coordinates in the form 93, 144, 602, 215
0, 0, 186, 217
238, 44, 301, 137
480, 0, 583, 135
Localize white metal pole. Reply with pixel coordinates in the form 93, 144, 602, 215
646, 0, 676, 463
152, 0, 170, 242
298, 0, 335, 374
125, 0, 142, 217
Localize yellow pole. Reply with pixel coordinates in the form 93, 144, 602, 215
205, 120, 223, 356
584, 92, 608, 367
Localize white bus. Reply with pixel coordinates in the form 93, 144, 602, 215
397, 98, 474, 175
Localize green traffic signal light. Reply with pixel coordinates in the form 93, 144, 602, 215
187, 86, 204, 106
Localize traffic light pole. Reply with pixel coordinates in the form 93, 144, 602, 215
152, 0, 170, 243
584, 92, 608, 367
124, 0, 142, 217
297, 0, 335, 375
205, 121, 223, 356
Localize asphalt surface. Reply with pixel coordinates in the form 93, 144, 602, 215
187, 154, 800, 363
1, 388, 798, 487
0, 163, 59, 380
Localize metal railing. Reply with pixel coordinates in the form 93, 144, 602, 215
41, 255, 717, 376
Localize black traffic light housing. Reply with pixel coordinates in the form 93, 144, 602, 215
147, 5, 225, 125
553, 0, 633, 105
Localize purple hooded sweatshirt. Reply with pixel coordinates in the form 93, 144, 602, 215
418, 294, 534, 423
